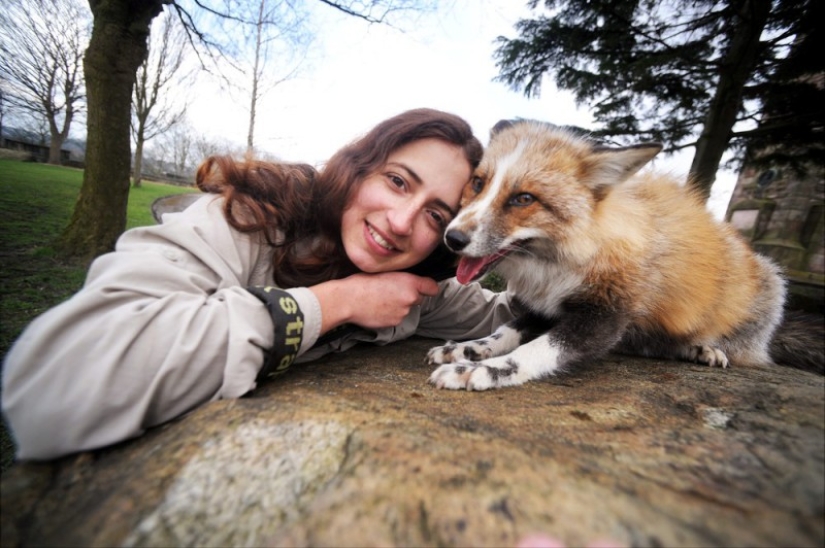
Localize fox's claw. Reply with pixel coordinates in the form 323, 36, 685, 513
685, 345, 729, 368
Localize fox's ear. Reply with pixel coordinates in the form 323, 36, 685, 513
584, 143, 662, 189
490, 119, 515, 137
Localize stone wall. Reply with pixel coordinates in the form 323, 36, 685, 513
726, 161, 825, 311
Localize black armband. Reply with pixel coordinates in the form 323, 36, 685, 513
246, 286, 305, 380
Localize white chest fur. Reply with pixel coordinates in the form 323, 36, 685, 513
498, 258, 583, 317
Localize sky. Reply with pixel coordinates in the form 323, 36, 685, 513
186, 0, 737, 219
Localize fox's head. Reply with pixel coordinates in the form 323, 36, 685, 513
445, 120, 662, 284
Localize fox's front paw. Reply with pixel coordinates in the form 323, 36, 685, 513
428, 359, 520, 391
687, 345, 729, 368
426, 342, 459, 365
429, 361, 474, 389
426, 340, 494, 366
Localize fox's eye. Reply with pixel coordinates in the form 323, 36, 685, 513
470, 176, 484, 194
509, 193, 536, 207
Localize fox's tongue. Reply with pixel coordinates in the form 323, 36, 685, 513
456, 255, 495, 285
455, 247, 517, 284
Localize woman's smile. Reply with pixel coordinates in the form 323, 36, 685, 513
365, 222, 399, 254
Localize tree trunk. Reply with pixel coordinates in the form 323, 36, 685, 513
48, 102, 74, 165
47, 133, 67, 165
689, 0, 771, 200
49, 115, 74, 166
247, 0, 265, 154
57, 0, 163, 260
133, 113, 148, 188
133, 135, 144, 188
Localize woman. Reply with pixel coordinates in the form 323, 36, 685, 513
2, 108, 516, 460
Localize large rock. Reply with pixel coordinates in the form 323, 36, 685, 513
151, 193, 202, 223
1, 338, 823, 547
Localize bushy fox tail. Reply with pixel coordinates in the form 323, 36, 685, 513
770, 310, 824, 375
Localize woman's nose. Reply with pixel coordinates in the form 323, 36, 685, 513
387, 203, 417, 236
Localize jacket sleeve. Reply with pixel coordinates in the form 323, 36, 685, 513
1, 196, 321, 460
416, 278, 516, 341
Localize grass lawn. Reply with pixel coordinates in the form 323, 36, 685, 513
0, 159, 199, 472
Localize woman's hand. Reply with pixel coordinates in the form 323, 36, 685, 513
311, 272, 439, 334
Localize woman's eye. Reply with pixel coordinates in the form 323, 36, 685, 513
388, 174, 405, 189
509, 193, 536, 207
427, 209, 447, 228
470, 176, 484, 193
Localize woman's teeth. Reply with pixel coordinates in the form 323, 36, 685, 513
368, 225, 396, 251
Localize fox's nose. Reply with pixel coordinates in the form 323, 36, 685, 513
445, 229, 470, 251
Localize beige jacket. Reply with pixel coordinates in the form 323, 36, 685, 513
2, 195, 514, 460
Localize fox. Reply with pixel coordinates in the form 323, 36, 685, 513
427, 120, 824, 391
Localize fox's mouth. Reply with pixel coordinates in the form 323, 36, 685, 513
455, 241, 529, 284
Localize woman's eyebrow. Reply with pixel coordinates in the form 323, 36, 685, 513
387, 162, 422, 184
437, 199, 458, 219
387, 162, 458, 218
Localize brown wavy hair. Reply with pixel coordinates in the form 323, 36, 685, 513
195, 108, 483, 287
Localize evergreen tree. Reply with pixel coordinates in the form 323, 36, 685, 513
737, 0, 823, 174
495, 0, 823, 199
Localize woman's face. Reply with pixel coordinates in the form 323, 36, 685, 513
341, 138, 472, 273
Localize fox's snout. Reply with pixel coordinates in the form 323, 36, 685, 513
444, 228, 472, 252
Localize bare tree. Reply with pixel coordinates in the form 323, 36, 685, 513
192, 134, 225, 162
57, 0, 435, 259
141, 119, 198, 181
192, 133, 244, 162
132, 11, 194, 187
240, 0, 313, 153
168, 123, 194, 178
0, 0, 90, 164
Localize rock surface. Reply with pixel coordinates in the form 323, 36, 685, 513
1, 337, 823, 547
